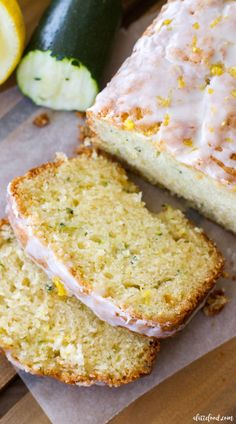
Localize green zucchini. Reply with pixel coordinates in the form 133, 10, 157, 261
17, 0, 122, 111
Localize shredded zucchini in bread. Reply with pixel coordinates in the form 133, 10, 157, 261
7, 151, 224, 337
0, 220, 159, 387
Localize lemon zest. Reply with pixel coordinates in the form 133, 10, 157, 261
192, 22, 200, 30
210, 16, 222, 28
178, 76, 186, 89
210, 63, 224, 76
163, 114, 170, 126
207, 88, 214, 94
228, 67, 236, 78
157, 95, 171, 107
53, 277, 68, 297
162, 19, 172, 26
183, 138, 193, 147
124, 118, 135, 130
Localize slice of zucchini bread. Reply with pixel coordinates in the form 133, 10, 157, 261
87, 0, 236, 234
0, 220, 159, 387
7, 152, 224, 338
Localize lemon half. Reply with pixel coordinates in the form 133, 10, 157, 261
0, 0, 25, 84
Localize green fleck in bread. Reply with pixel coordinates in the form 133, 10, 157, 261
7, 151, 224, 338
0, 220, 159, 387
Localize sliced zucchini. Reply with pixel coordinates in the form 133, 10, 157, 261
17, 51, 98, 111
17, 0, 122, 111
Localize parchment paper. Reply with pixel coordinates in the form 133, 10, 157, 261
0, 11, 235, 424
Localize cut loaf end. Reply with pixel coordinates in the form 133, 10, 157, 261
87, 118, 236, 235
87, 0, 236, 234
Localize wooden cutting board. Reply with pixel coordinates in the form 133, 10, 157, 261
0, 1, 235, 423
1, 339, 235, 424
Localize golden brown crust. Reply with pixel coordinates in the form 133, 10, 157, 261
8, 159, 64, 217
1, 329, 159, 387
7, 153, 224, 335
0, 333, 159, 388
123, 230, 224, 332
9, 150, 128, 217
0, 218, 10, 227
22, 339, 159, 387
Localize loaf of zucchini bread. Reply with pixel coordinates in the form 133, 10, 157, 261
87, 0, 236, 233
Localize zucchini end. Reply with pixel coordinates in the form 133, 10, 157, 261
17, 50, 99, 111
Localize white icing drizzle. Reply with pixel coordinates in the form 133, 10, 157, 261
7, 183, 213, 339
90, 0, 236, 187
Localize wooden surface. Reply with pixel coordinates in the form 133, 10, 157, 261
0, 1, 235, 423
112, 338, 236, 424
1, 392, 50, 424
0, 356, 16, 391
1, 339, 235, 424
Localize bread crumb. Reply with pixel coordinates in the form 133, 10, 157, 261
75, 123, 96, 154
75, 145, 94, 156
76, 111, 86, 120
33, 113, 50, 128
203, 289, 229, 317
78, 123, 95, 143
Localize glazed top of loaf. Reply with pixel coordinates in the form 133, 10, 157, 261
90, 0, 236, 188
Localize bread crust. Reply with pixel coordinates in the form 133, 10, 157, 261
7, 154, 224, 337
2, 341, 159, 388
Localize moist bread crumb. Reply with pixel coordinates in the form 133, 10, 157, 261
0, 220, 159, 387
